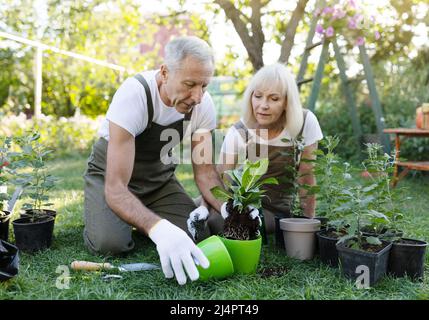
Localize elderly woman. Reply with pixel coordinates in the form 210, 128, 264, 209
214, 63, 323, 234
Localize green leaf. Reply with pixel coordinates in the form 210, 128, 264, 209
256, 177, 278, 186
210, 186, 232, 201
42, 203, 54, 207
368, 210, 390, 221
338, 234, 356, 244
362, 184, 378, 193
242, 159, 269, 191
366, 236, 382, 245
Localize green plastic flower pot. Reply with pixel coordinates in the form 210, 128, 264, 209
221, 236, 262, 274
196, 235, 234, 281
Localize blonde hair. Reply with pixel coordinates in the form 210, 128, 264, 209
242, 63, 303, 138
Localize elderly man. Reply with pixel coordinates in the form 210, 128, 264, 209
83, 36, 225, 285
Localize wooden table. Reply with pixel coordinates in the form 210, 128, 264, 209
383, 128, 429, 186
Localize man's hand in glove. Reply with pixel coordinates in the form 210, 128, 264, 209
187, 206, 209, 241
149, 219, 210, 285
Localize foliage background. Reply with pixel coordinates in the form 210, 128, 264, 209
0, 0, 428, 163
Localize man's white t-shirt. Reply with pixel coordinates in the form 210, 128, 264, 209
98, 70, 217, 140
220, 110, 323, 155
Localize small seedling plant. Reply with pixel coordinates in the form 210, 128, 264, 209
337, 143, 395, 250
361, 143, 408, 241
14, 132, 58, 222
0, 136, 14, 213
305, 136, 352, 236
280, 136, 306, 216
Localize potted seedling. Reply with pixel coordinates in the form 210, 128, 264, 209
280, 136, 328, 223
335, 175, 393, 286
211, 158, 278, 274
0, 136, 13, 242
12, 132, 58, 252
277, 136, 322, 260
361, 143, 428, 280
273, 136, 305, 250
305, 136, 353, 267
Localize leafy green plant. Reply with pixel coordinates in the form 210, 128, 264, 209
211, 158, 278, 212
303, 136, 352, 234
0, 136, 13, 213
0, 113, 99, 157
13, 132, 58, 221
211, 158, 278, 240
337, 183, 390, 250
360, 143, 408, 241
337, 143, 395, 250
279, 136, 306, 216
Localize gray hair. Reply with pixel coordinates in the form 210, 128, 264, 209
242, 63, 304, 138
164, 36, 214, 72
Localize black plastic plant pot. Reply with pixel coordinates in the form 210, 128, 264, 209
388, 238, 428, 280
0, 239, 19, 282
12, 216, 55, 252
336, 240, 392, 287
0, 211, 11, 242
317, 230, 339, 267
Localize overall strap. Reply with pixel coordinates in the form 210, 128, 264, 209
297, 109, 309, 138
233, 120, 249, 158
134, 74, 154, 129
184, 110, 192, 121
233, 120, 249, 143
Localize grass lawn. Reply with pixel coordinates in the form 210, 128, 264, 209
0, 154, 428, 300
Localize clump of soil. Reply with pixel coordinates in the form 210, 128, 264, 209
223, 200, 260, 241
319, 228, 347, 239
259, 266, 289, 278
346, 240, 388, 253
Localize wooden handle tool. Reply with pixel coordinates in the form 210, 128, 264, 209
70, 261, 114, 271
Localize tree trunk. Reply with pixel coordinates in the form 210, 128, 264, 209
215, 0, 310, 71
278, 0, 310, 64
214, 0, 266, 71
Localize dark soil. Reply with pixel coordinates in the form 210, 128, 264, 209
326, 231, 341, 238
319, 229, 345, 239
223, 200, 260, 240
259, 266, 289, 278
347, 241, 388, 253
16, 214, 52, 224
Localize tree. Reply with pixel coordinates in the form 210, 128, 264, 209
0, 0, 213, 117
212, 0, 310, 71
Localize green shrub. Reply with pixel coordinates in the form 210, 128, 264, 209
0, 113, 101, 157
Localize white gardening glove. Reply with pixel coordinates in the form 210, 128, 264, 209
221, 202, 261, 227
248, 205, 262, 228
220, 202, 229, 219
149, 219, 210, 285
187, 206, 209, 241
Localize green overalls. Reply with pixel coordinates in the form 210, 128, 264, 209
83, 74, 210, 255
